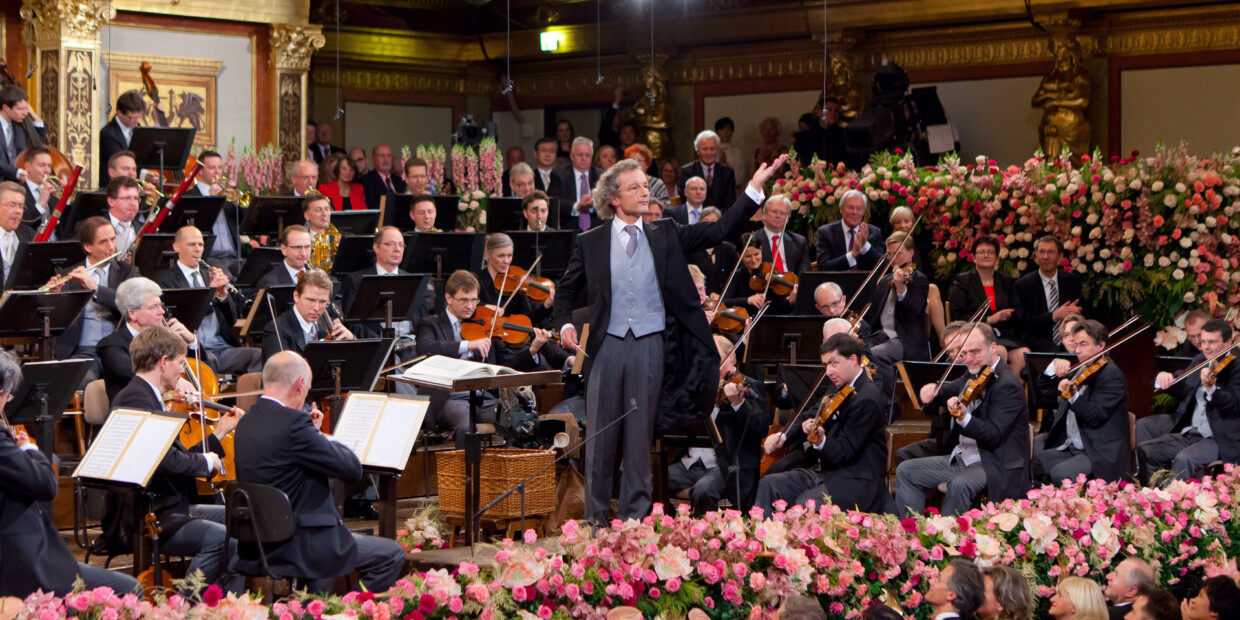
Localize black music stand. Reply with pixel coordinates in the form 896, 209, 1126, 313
432, 195, 460, 231
5, 358, 93, 465
8, 242, 86, 290
130, 127, 196, 188
793, 271, 879, 315
304, 339, 395, 433
67, 192, 110, 224
329, 236, 376, 276
779, 364, 830, 405
242, 197, 304, 239
507, 231, 576, 278
896, 361, 969, 409
403, 232, 483, 280
1155, 356, 1194, 376
345, 274, 427, 339
380, 194, 412, 229
0, 290, 93, 360
332, 210, 381, 236
745, 317, 825, 365
155, 196, 225, 233
132, 233, 215, 278
158, 287, 217, 333
242, 285, 296, 338
235, 248, 284, 290
486, 197, 525, 233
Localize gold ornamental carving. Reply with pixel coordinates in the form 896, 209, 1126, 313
278, 74, 302, 169
311, 67, 494, 96
271, 24, 325, 72
1031, 22, 1091, 159
64, 49, 94, 175
631, 56, 672, 161
822, 36, 865, 121
39, 50, 59, 146
20, 0, 115, 44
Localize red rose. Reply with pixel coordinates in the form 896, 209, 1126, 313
203, 585, 223, 607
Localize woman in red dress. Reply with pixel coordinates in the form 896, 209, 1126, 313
317, 155, 366, 210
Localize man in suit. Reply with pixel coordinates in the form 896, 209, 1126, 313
815, 189, 885, 271
866, 231, 930, 363
0, 349, 141, 597
20, 146, 56, 234
1177, 310, 1209, 359
261, 268, 354, 362
153, 226, 262, 375
926, 560, 985, 620
753, 194, 811, 275
407, 194, 438, 233
677, 130, 737, 211
232, 351, 405, 593
403, 157, 430, 196
108, 325, 242, 593
509, 163, 535, 199
287, 160, 319, 198
415, 270, 549, 447
97, 276, 197, 403
551, 137, 604, 232
0, 85, 47, 184
813, 282, 872, 341
185, 150, 245, 275
666, 176, 707, 226
520, 191, 554, 231
0, 181, 36, 290
1033, 320, 1130, 483
256, 225, 313, 289
51, 216, 140, 385
359, 144, 405, 209
755, 333, 887, 515
348, 148, 368, 176
310, 122, 345, 164
555, 154, 787, 523
1104, 558, 1156, 620
337, 226, 428, 341
1013, 235, 1084, 352
98, 90, 144, 187
105, 176, 144, 259
897, 323, 1030, 515
1141, 319, 1240, 481
531, 137, 559, 196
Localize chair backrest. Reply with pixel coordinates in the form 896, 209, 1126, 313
236, 372, 263, 411
226, 483, 295, 545
83, 379, 109, 426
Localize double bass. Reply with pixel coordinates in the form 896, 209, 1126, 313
0, 61, 74, 187
139, 62, 198, 193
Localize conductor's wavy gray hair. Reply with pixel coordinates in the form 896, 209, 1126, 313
0, 349, 20, 395
595, 159, 644, 221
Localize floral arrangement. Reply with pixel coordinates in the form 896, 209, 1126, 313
19, 470, 1240, 620
448, 139, 503, 232
781, 143, 1240, 348
414, 144, 447, 194
221, 139, 285, 197
397, 505, 449, 553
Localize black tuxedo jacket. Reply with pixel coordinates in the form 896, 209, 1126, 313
753, 228, 812, 276
256, 263, 298, 289
55, 260, 140, 359
533, 168, 560, 196
677, 161, 737, 210
0, 223, 36, 292
338, 266, 428, 337
21, 182, 61, 233
310, 143, 345, 164
1012, 269, 1083, 352
0, 427, 84, 597
931, 359, 1031, 503
359, 170, 405, 210
233, 397, 361, 580
553, 190, 763, 431
1041, 357, 1130, 482
814, 221, 884, 271
152, 263, 245, 348
98, 118, 129, 186
261, 307, 326, 362
814, 372, 888, 513
710, 374, 769, 510
1162, 352, 1240, 465
865, 269, 931, 361
0, 122, 46, 183
948, 269, 1018, 341
550, 166, 603, 225
97, 325, 136, 403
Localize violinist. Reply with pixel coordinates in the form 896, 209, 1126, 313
666, 335, 767, 516
102, 325, 242, 594
97, 277, 198, 403
1032, 320, 1129, 484
866, 231, 930, 363
722, 241, 795, 314
896, 323, 1029, 516
1140, 319, 1240, 482
260, 269, 355, 362
755, 333, 888, 516
753, 194, 810, 281
814, 281, 872, 342
475, 233, 567, 368
895, 320, 969, 467
823, 317, 887, 396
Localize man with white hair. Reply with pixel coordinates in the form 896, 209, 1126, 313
815, 189, 884, 271
551, 136, 604, 231
508, 162, 536, 199
287, 160, 319, 197
678, 129, 737, 210
96, 276, 197, 402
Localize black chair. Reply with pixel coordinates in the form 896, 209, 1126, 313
224, 483, 296, 599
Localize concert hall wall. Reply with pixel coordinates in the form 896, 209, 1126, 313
1119, 62, 1240, 156
342, 101, 454, 156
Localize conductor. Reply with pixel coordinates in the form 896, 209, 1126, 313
556, 154, 787, 523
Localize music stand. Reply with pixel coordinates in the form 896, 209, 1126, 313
155, 196, 225, 233
1155, 356, 1194, 376
432, 196, 460, 232
235, 248, 284, 290
744, 316, 825, 365
132, 233, 215, 278
895, 361, 968, 408
793, 271, 879, 315
303, 338, 395, 433
403, 232, 483, 280
7, 242, 86, 290
507, 231, 576, 278
345, 274, 427, 338
130, 127, 196, 187
241, 197, 304, 239
5, 358, 93, 464
381, 194, 412, 229
241, 285, 296, 337
331, 210, 381, 236
329, 236, 376, 276
0, 290, 93, 360
68, 192, 110, 224
158, 287, 217, 333
486, 197, 525, 233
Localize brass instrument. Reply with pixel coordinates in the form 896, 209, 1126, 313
305, 186, 322, 196
45, 175, 78, 203
308, 223, 341, 271
141, 182, 165, 216
215, 174, 252, 208
39, 251, 122, 292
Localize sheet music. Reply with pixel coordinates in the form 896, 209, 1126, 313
74, 412, 142, 480
332, 392, 387, 458
366, 396, 429, 470
402, 355, 514, 387
73, 410, 184, 486
112, 416, 183, 485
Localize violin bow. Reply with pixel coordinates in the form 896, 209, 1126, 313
1064, 323, 1150, 375
925, 300, 991, 405
1107, 315, 1141, 339
722, 301, 771, 369
717, 248, 748, 306
493, 253, 545, 338
490, 261, 512, 340
778, 367, 831, 444
841, 257, 888, 316
1157, 334, 1240, 391
929, 302, 990, 364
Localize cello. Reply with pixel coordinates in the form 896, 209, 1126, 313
139, 62, 198, 193
0, 61, 75, 187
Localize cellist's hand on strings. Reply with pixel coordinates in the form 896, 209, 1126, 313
763, 433, 784, 455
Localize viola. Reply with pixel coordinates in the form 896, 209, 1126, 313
461, 305, 557, 348
716, 370, 750, 406
495, 265, 555, 304
890, 262, 915, 288
1060, 356, 1108, 400
949, 366, 994, 419
1204, 349, 1236, 389
860, 355, 878, 380
704, 296, 750, 335
749, 262, 798, 297
805, 385, 855, 445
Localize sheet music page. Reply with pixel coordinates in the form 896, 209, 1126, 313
74, 411, 142, 480
332, 392, 387, 458
402, 355, 514, 387
111, 415, 184, 486
365, 396, 429, 469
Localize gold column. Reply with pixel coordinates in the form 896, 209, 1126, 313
20, 0, 115, 186
270, 24, 325, 171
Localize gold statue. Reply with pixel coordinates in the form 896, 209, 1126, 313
1032, 34, 1092, 159
632, 57, 673, 160
825, 50, 866, 121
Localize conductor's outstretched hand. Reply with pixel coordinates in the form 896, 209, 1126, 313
747, 154, 789, 194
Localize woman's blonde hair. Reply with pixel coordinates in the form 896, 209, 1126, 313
1056, 577, 1107, 620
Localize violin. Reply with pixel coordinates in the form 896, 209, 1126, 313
495, 265, 555, 304
1060, 356, 1108, 400
890, 262, 915, 288
461, 305, 557, 348
1204, 349, 1236, 389
805, 385, 855, 445
136, 513, 172, 601
949, 366, 994, 418
860, 355, 877, 380
749, 262, 798, 297
716, 370, 750, 406
704, 296, 750, 335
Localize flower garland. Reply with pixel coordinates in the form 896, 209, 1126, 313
19, 470, 1240, 620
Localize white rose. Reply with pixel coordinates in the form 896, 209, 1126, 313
1173, 269, 1185, 279
1152, 180, 1164, 192
1164, 195, 1177, 207
1158, 256, 1171, 267
1175, 182, 1187, 193
947, 252, 957, 263
1189, 257, 1200, 268
1071, 226, 1082, 237
1123, 228, 1135, 242
1207, 216, 1218, 227
1180, 237, 1193, 249
1093, 261, 1104, 272
1086, 213, 1099, 225
1130, 178, 1143, 190
1170, 251, 1180, 261
1017, 260, 1028, 271
473, 189, 486, 199
1144, 254, 1156, 267
478, 211, 487, 225
1089, 228, 1103, 239
999, 246, 1009, 259
1100, 248, 1112, 259
1017, 247, 1030, 259
1178, 258, 1188, 269
1076, 263, 1087, 273
1185, 291, 1197, 303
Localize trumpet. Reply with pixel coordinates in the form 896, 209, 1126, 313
214, 174, 252, 208
39, 251, 122, 292
45, 175, 79, 202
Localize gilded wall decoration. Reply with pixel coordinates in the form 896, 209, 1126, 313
1032, 27, 1092, 159
21, 0, 114, 44
39, 50, 59, 146
278, 74, 302, 168
632, 57, 672, 160
271, 24, 325, 72
64, 49, 93, 179
103, 54, 221, 148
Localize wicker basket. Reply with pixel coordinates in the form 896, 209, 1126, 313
436, 448, 555, 520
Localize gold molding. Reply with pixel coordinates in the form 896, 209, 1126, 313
101, 51, 223, 77
109, 0, 307, 26
271, 23, 326, 72
21, 0, 116, 45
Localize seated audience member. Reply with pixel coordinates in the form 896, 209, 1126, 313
949, 235, 1029, 377
0, 181, 36, 286
751, 116, 789, 181
686, 207, 737, 296
814, 281, 872, 341
667, 335, 767, 515
1034, 319, 1130, 484
593, 145, 618, 170
508, 162, 536, 199
1051, 576, 1110, 620
866, 231, 930, 363
521, 191, 554, 231
753, 194, 807, 282
360, 144, 406, 208
97, 277, 197, 402
317, 153, 343, 187
153, 226, 262, 375
642, 200, 666, 222
552, 137, 604, 231
1104, 558, 1157, 620
815, 189, 884, 271
1178, 310, 1209, 359
287, 160, 319, 197
897, 323, 1029, 515
1181, 576, 1240, 620
1013, 235, 1084, 352
1127, 585, 1182, 620
261, 268, 354, 361
667, 176, 707, 226
349, 148, 369, 176
531, 137, 559, 195
1141, 319, 1240, 481
624, 144, 668, 209
317, 153, 365, 210
756, 333, 887, 515
404, 157, 431, 196
408, 194, 439, 233
0, 349, 142, 598
256, 225, 313, 288
232, 351, 405, 593
979, 564, 1034, 620
927, 560, 985, 620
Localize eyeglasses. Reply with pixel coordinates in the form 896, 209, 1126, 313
452, 296, 480, 305
379, 241, 405, 250
285, 244, 312, 251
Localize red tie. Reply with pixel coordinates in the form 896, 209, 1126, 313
771, 235, 785, 272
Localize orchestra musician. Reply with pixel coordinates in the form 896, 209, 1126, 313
0, 181, 35, 290
338, 226, 428, 341
897, 323, 1030, 516
894, 320, 970, 467
97, 277, 198, 403
261, 268, 355, 362
403, 157, 430, 196
304, 194, 336, 242
520, 190, 554, 231
287, 160, 319, 198
508, 163, 536, 199
106, 176, 144, 259
19, 146, 58, 236
0, 85, 46, 184
103, 325, 243, 593
1032, 320, 1130, 484
475, 233, 570, 370
98, 91, 144, 187
721, 241, 795, 315
408, 194, 438, 233
232, 351, 405, 593
814, 281, 872, 342
256, 225, 313, 288
755, 332, 889, 515
1012, 236, 1084, 353
186, 149, 246, 275
866, 231, 930, 363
